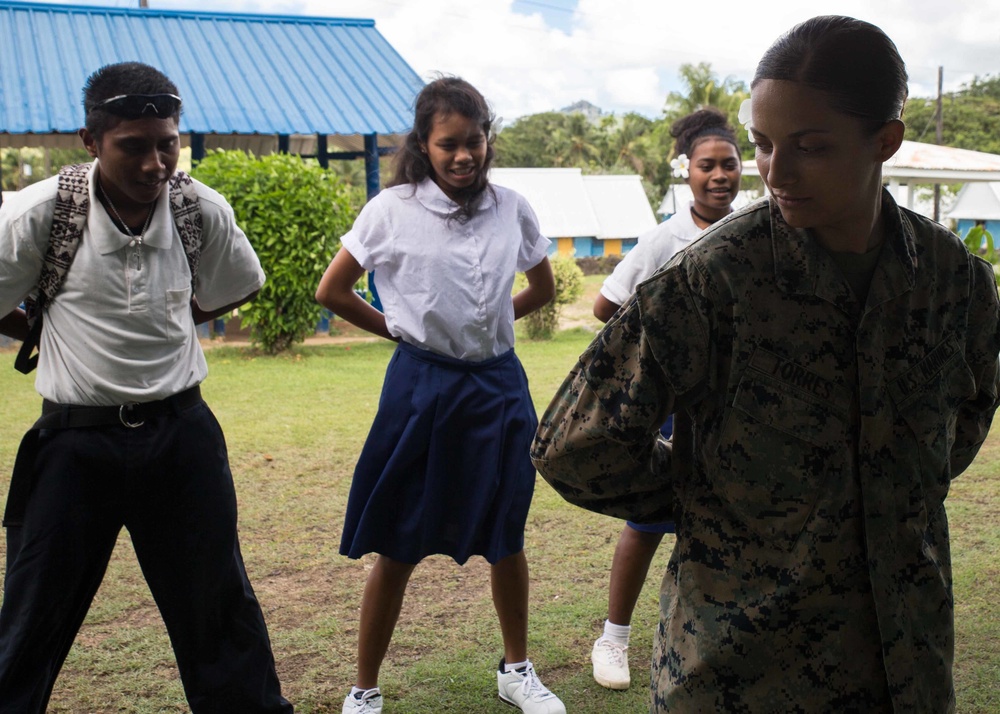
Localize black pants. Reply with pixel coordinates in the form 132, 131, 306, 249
0, 401, 292, 713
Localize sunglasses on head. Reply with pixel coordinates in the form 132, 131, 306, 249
93, 93, 182, 119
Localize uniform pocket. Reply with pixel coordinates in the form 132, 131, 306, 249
165, 287, 193, 343
888, 338, 975, 502
715, 373, 848, 549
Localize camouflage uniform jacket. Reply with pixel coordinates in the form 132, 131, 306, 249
531, 192, 1000, 713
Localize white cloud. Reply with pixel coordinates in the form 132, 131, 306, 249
27, 0, 1000, 121
602, 68, 662, 108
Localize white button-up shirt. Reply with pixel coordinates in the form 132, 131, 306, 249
0, 162, 264, 405
342, 179, 549, 361
600, 202, 700, 306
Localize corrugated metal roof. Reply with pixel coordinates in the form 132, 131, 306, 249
890, 141, 1000, 172
489, 167, 601, 238
0, 1, 424, 144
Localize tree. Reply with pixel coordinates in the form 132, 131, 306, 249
495, 112, 572, 167
600, 112, 656, 174
663, 63, 750, 156
553, 113, 605, 168
190, 150, 361, 354
903, 74, 1000, 155
494, 62, 756, 213
1, 147, 91, 191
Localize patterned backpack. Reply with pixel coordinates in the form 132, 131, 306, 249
14, 163, 203, 374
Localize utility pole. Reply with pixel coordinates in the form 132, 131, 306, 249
933, 66, 943, 222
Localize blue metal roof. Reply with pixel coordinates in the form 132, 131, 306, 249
0, 1, 425, 139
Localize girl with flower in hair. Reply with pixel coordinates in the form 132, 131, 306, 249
589, 107, 742, 691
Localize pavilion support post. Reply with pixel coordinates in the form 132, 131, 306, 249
317, 134, 329, 168
363, 133, 383, 311
278, 135, 290, 154
190, 133, 205, 164
364, 133, 379, 201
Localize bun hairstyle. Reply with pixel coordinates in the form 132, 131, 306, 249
389, 75, 496, 220
670, 107, 739, 160
752, 15, 908, 131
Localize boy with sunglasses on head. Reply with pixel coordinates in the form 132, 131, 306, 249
0, 62, 292, 713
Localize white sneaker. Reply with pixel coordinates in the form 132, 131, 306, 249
497, 660, 566, 714
342, 689, 383, 714
592, 636, 630, 690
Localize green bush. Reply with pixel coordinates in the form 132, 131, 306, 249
576, 254, 623, 275
191, 151, 360, 353
963, 224, 1000, 286
517, 255, 585, 340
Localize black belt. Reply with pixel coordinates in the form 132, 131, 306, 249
39, 385, 203, 429
3, 386, 205, 527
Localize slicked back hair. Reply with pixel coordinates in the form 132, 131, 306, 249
752, 15, 908, 132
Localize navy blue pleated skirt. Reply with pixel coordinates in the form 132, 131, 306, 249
340, 342, 538, 565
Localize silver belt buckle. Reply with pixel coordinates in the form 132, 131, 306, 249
119, 403, 145, 428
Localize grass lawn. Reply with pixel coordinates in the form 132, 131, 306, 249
0, 287, 997, 712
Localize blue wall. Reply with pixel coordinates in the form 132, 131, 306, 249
956, 219, 1000, 240
545, 237, 638, 257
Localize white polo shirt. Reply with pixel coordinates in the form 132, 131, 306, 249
0, 161, 264, 406
342, 178, 550, 362
600, 202, 701, 306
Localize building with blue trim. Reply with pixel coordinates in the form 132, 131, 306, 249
489, 168, 657, 257
947, 182, 1000, 240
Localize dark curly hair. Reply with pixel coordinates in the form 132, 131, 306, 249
388, 76, 496, 221
670, 107, 738, 161
83, 62, 181, 139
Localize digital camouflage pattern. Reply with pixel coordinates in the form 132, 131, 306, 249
532, 192, 1000, 713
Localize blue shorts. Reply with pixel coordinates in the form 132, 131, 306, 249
625, 520, 675, 534
624, 415, 676, 533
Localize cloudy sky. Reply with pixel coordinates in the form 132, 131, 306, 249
24, 0, 1000, 123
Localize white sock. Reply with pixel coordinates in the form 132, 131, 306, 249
504, 659, 530, 673
603, 620, 631, 647
350, 686, 380, 701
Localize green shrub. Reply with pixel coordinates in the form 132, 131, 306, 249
576, 254, 623, 275
191, 151, 360, 353
963, 224, 999, 286
517, 255, 585, 340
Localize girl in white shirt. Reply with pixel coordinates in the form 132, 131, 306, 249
316, 77, 564, 714
589, 108, 743, 692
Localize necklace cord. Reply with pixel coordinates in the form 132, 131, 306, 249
690, 205, 731, 225
98, 180, 154, 270
98, 180, 154, 243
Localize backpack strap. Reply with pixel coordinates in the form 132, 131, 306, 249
15, 163, 91, 374
15, 166, 203, 375
168, 170, 202, 290
29, 163, 91, 318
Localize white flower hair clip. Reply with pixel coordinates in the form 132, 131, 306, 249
738, 98, 753, 143
670, 153, 689, 179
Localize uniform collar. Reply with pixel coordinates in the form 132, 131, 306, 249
867, 189, 919, 309
87, 160, 174, 255
770, 188, 916, 310
414, 177, 496, 216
